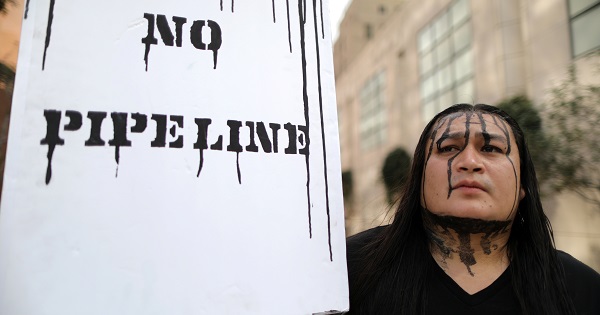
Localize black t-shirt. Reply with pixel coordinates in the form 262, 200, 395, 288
346, 225, 600, 315
426, 252, 520, 314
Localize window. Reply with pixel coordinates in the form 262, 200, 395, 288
418, 0, 474, 122
359, 71, 386, 150
568, 0, 600, 57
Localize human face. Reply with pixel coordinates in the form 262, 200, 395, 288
421, 111, 525, 221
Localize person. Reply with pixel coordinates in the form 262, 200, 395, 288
346, 104, 600, 314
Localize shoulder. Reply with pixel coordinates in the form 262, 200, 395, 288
557, 250, 600, 314
558, 250, 600, 282
345, 226, 389, 279
345, 226, 390, 314
346, 225, 388, 254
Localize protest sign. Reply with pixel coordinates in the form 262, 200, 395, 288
0, 1, 348, 314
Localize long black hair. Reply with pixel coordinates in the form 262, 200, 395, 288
348, 104, 576, 314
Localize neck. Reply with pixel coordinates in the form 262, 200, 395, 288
422, 208, 513, 292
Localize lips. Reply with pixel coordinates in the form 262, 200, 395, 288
453, 180, 486, 191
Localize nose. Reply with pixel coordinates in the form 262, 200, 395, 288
455, 145, 483, 173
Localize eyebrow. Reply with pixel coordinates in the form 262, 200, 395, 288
439, 131, 507, 144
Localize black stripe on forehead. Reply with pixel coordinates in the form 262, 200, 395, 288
444, 112, 473, 198
435, 113, 460, 148
437, 112, 511, 146
489, 114, 512, 156
488, 113, 513, 157
430, 112, 474, 199
476, 112, 491, 146
426, 117, 448, 163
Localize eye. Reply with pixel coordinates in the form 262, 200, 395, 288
482, 145, 503, 153
439, 146, 459, 153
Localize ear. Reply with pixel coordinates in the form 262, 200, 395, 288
519, 186, 526, 201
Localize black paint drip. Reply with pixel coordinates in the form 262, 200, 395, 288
297, 0, 312, 239
302, 0, 306, 23
219, 0, 234, 12
217, 0, 334, 260
457, 233, 476, 275
24, 0, 31, 19
108, 113, 132, 178
286, 0, 292, 53
446, 112, 472, 198
432, 115, 458, 198
42, 0, 56, 70
236, 152, 241, 184
476, 112, 491, 147
311, 0, 332, 261
194, 118, 211, 177
141, 14, 157, 72
40, 110, 64, 184
197, 149, 204, 176
319, 0, 324, 39
423, 208, 512, 276
207, 20, 222, 69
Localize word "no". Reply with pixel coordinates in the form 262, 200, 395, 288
142, 13, 223, 71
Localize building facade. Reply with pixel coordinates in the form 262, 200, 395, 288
335, 0, 600, 271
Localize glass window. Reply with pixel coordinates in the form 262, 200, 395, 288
419, 0, 473, 122
453, 50, 473, 82
437, 36, 452, 65
418, 25, 434, 53
438, 63, 453, 91
571, 5, 600, 56
360, 72, 387, 150
422, 74, 437, 99
435, 13, 450, 41
568, 0, 600, 57
569, 0, 598, 16
451, 0, 469, 27
421, 50, 434, 75
453, 22, 471, 53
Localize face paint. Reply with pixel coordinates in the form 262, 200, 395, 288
436, 112, 474, 199
423, 208, 512, 276
422, 111, 522, 220
421, 110, 524, 274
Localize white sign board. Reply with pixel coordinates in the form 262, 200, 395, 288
0, 1, 348, 314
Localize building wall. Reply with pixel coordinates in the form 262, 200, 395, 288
334, 0, 406, 79
335, 0, 600, 270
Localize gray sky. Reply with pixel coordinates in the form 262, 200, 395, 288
329, 0, 351, 41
